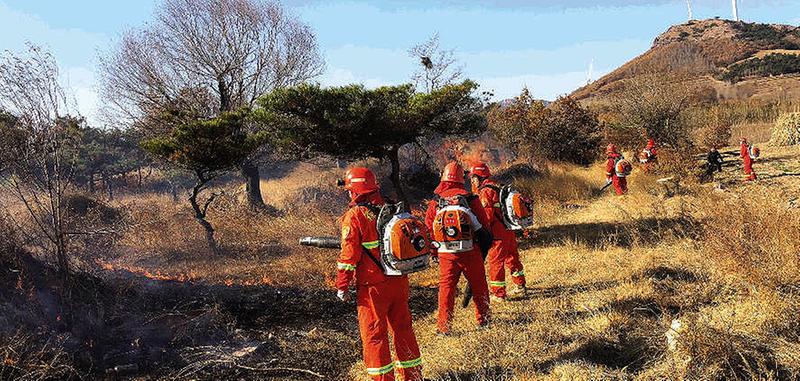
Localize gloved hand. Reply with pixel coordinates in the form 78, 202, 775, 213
336, 289, 352, 302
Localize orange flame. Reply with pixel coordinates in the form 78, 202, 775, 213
95, 259, 198, 283
324, 273, 337, 289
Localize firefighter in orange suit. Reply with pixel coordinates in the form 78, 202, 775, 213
425, 162, 493, 335
469, 162, 527, 301
740, 137, 757, 181
335, 167, 422, 381
605, 144, 628, 195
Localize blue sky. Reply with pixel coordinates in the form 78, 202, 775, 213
1, 0, 799, 125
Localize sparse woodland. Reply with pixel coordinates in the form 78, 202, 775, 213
1, 2, 800, 381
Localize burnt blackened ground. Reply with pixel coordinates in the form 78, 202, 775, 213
0, 251, 378, 380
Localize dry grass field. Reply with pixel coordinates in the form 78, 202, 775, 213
2, 139, 799, 380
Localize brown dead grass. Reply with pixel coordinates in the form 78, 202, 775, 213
5, 144, 800, 380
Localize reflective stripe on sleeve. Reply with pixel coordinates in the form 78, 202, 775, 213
361, 240, 380, 250
337, 262, 356, 271
367, 362, 395, 376
490, 281, 507, 287
511, 270, 525, 277
396, 357, 422, 369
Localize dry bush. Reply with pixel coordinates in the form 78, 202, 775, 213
770, 112, 800, 146
700, 192, 800, 288
651, 147, 703, 184
663, 289, 800, 380
613, 73, 694, 148
689, 107, 733, 149
116, 194, 212, 259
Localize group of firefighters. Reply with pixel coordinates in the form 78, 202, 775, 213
605, 136, 761, 196
332, 137, 761, 381
335, 161, 524, 380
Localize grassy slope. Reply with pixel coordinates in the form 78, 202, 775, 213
355, 146, 800, 380
48, 144, 799, 380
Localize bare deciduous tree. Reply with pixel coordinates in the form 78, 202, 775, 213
614, 73, 694, 148
0, 45, 80, 302
408, 33, 464, 93
100, 0, 324, 208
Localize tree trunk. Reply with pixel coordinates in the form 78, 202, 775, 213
105, 176, 113, 201
189, 178, 220, 255
88, 172, 95, 193
170, 183, 179, 203
240, 160, 265, 209
387, 145, 407, 204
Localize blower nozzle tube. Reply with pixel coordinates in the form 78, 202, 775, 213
299, 236, 342, 249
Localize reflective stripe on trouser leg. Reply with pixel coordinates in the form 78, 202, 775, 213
367, 363, 395, 376
507, 244, 526, 287
396, 357, 422, 369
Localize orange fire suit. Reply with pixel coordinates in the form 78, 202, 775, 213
425, 182, 491, 334
740, 142, 757, 181
336, 194, 422, 381
477, 180, 526, 299
606, 153, 628, 196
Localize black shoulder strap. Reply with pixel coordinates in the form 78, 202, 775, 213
362, 246, 385, 272
354, 202, 386, 272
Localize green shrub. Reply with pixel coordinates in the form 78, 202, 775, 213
720, 54, 800, 83
732, 22, 799, 49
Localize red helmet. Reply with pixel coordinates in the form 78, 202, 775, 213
740, 137, 748, 143
342, 167, 379, 194
469, 162, 492, 179
646, 138, 655, 149
606, 144, 618, 154
441, 162, 465, 184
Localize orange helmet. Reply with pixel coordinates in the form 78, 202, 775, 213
469, 162, 492, 179
441, 162, 465, 184
606, 144, 618, 154
342, 167, 379, 194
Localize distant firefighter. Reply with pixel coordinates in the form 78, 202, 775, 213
704, 147, 724, 182
739, 137, 759, 182
639, 138, 658, 173
605, 144, 631, 196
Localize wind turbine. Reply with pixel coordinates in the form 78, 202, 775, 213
686, 0, 693, 21
732, 0, 739, 21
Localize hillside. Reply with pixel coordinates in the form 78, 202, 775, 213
572, 19, 800, 105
